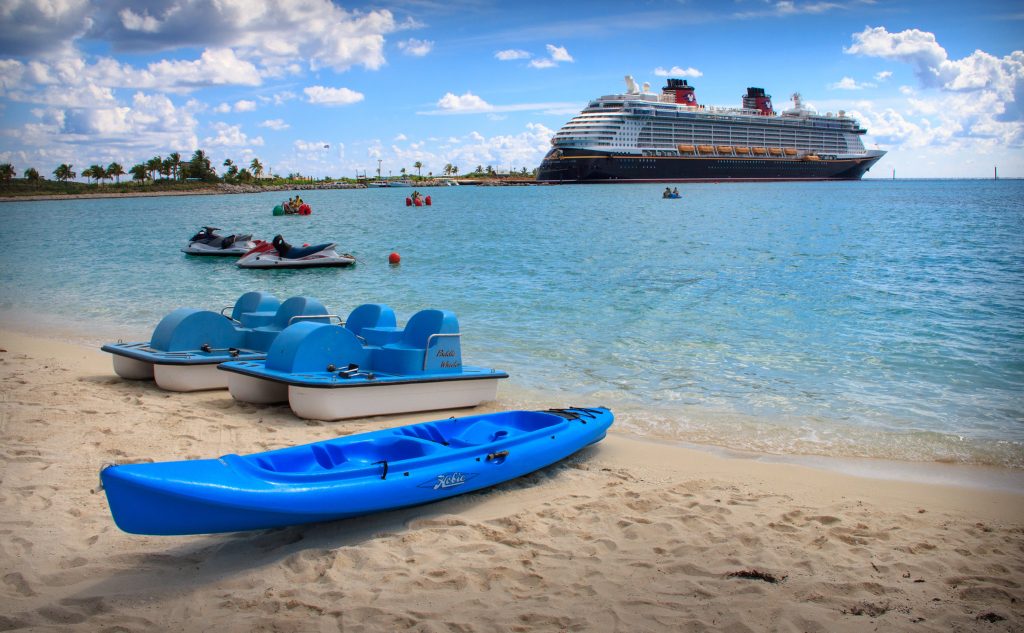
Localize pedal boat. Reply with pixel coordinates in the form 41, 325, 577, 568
100, 292, 334, 392
219, 309, 509, 419
100, 407, 613, 535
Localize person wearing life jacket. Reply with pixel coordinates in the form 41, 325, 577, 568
663, 187, 672, 198
673, 187, 680, 196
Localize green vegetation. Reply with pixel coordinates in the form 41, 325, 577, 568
0, 151, 540, 199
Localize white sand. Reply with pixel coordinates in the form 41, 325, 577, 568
1, 329, 1021, 632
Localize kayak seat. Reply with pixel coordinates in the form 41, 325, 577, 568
231, 291, 280, 323
344, 303, 397, 338
246, 296, 329, 351
285, 243, 335, 259
444, 420, 515, 447
375, 309, 462, 375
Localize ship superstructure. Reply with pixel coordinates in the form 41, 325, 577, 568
536, 76, 885, 182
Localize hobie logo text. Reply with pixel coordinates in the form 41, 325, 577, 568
418, 471, 478, 490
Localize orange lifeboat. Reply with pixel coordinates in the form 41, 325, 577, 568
735, 147, 750, 155
752, 147, 767, 155
697, 145, 714, 154
769, 148, 783, 156
716, 145, 733, 154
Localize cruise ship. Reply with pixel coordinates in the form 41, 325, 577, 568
536, 76, 885, 183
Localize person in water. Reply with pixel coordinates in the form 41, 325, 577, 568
673, 187, 680, 196
663, 187, 672, 198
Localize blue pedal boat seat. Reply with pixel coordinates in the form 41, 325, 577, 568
245, 296, 331, 351
374, 309, 463, 375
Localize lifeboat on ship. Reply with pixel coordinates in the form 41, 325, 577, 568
716, 146, 733, 154
735, 147, 751, 155
784, 148, 798, 156
769, 148, 783, 156
752, 147, 767, 155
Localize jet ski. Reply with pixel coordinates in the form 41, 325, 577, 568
182, 227, 261, 256
236, 235, 355, 269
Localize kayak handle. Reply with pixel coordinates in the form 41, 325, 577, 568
486, 450, 509, 462
373, 459, 389, 480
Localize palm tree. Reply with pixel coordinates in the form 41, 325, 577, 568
452, 165, 458, 176
0, 163, 15, 184
146, 156, 163, 180
413, 161, 423, 180
53, 164, 75, 182
250, 158, 263, 179
166, 152, 182, 180
443, 163, 452, 176
474, 165, 483, 175
84, 164, 107, 184
130, 163, 148, 182
400, 167, 407, 178
189, 149, 214, 180
107, 162, 125, 184
24, 167, 40, 181
223, 158, 238, 181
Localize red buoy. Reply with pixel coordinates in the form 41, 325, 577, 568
388, 252, 401, 265
414, 198, 423, 207
425, 195, 431, 206
405, 197, 412, 206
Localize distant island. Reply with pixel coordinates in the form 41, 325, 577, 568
0, 150, 540, 201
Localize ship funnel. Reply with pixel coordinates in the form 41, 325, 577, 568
624, 75, 640, 94
663, 78, 698, 106
742, 87, 773, 115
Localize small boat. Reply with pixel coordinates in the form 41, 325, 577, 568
99, 407, 613, 535
182, 226, 260, 256
101, 292, 337, 391
272, 203, 311, 216
220, 309, 508, 417
664, 193, 681, 199
237, 235, 355, 269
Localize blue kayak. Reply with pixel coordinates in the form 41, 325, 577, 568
100, 407, 613, 535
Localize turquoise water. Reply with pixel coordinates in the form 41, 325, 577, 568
1, 181, 1022, 467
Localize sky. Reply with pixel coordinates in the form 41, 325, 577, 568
0, 0, 1021, 180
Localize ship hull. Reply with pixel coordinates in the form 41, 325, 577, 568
536, 150, 883, 183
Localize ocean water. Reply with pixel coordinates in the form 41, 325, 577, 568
1, 181, 1022, 468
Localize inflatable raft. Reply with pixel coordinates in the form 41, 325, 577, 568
100, 407, 613, 535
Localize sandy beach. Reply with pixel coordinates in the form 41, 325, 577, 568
1, 328, 1021, 632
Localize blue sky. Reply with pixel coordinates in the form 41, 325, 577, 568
0, 0, 1021, 179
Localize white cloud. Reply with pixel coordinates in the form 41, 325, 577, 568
526, 44, 574, 69
653, 66, 703, 78
119, 8, 159, 33
304, 85, 365, 106
0, 0, 93, 56
394, 133, 408, 141
436, 92, 493, 112
875, 70, 893, 81
398, 38, 433, 57
829, 76, 875, 90
546, 44, 573, 63
259, 118, 289, 130
845, 26, 1023, 146
295, 140, 331, 152
203, 122, 264, 147
214, 103, 231, 113
495, 49, 530, 61
734, 1, 845, 18
234, 100, 256, 112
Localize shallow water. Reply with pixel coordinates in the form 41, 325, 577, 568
1, 180, 1022, 467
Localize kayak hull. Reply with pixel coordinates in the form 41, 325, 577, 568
100, 407, 613, 535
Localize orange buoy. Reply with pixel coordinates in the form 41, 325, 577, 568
388, 252, 401, 265
405, 197, 412, 206
425, 195, 431, 206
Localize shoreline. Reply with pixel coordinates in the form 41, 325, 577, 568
1, 327, 1021, 631
3, 314, 1023, 488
